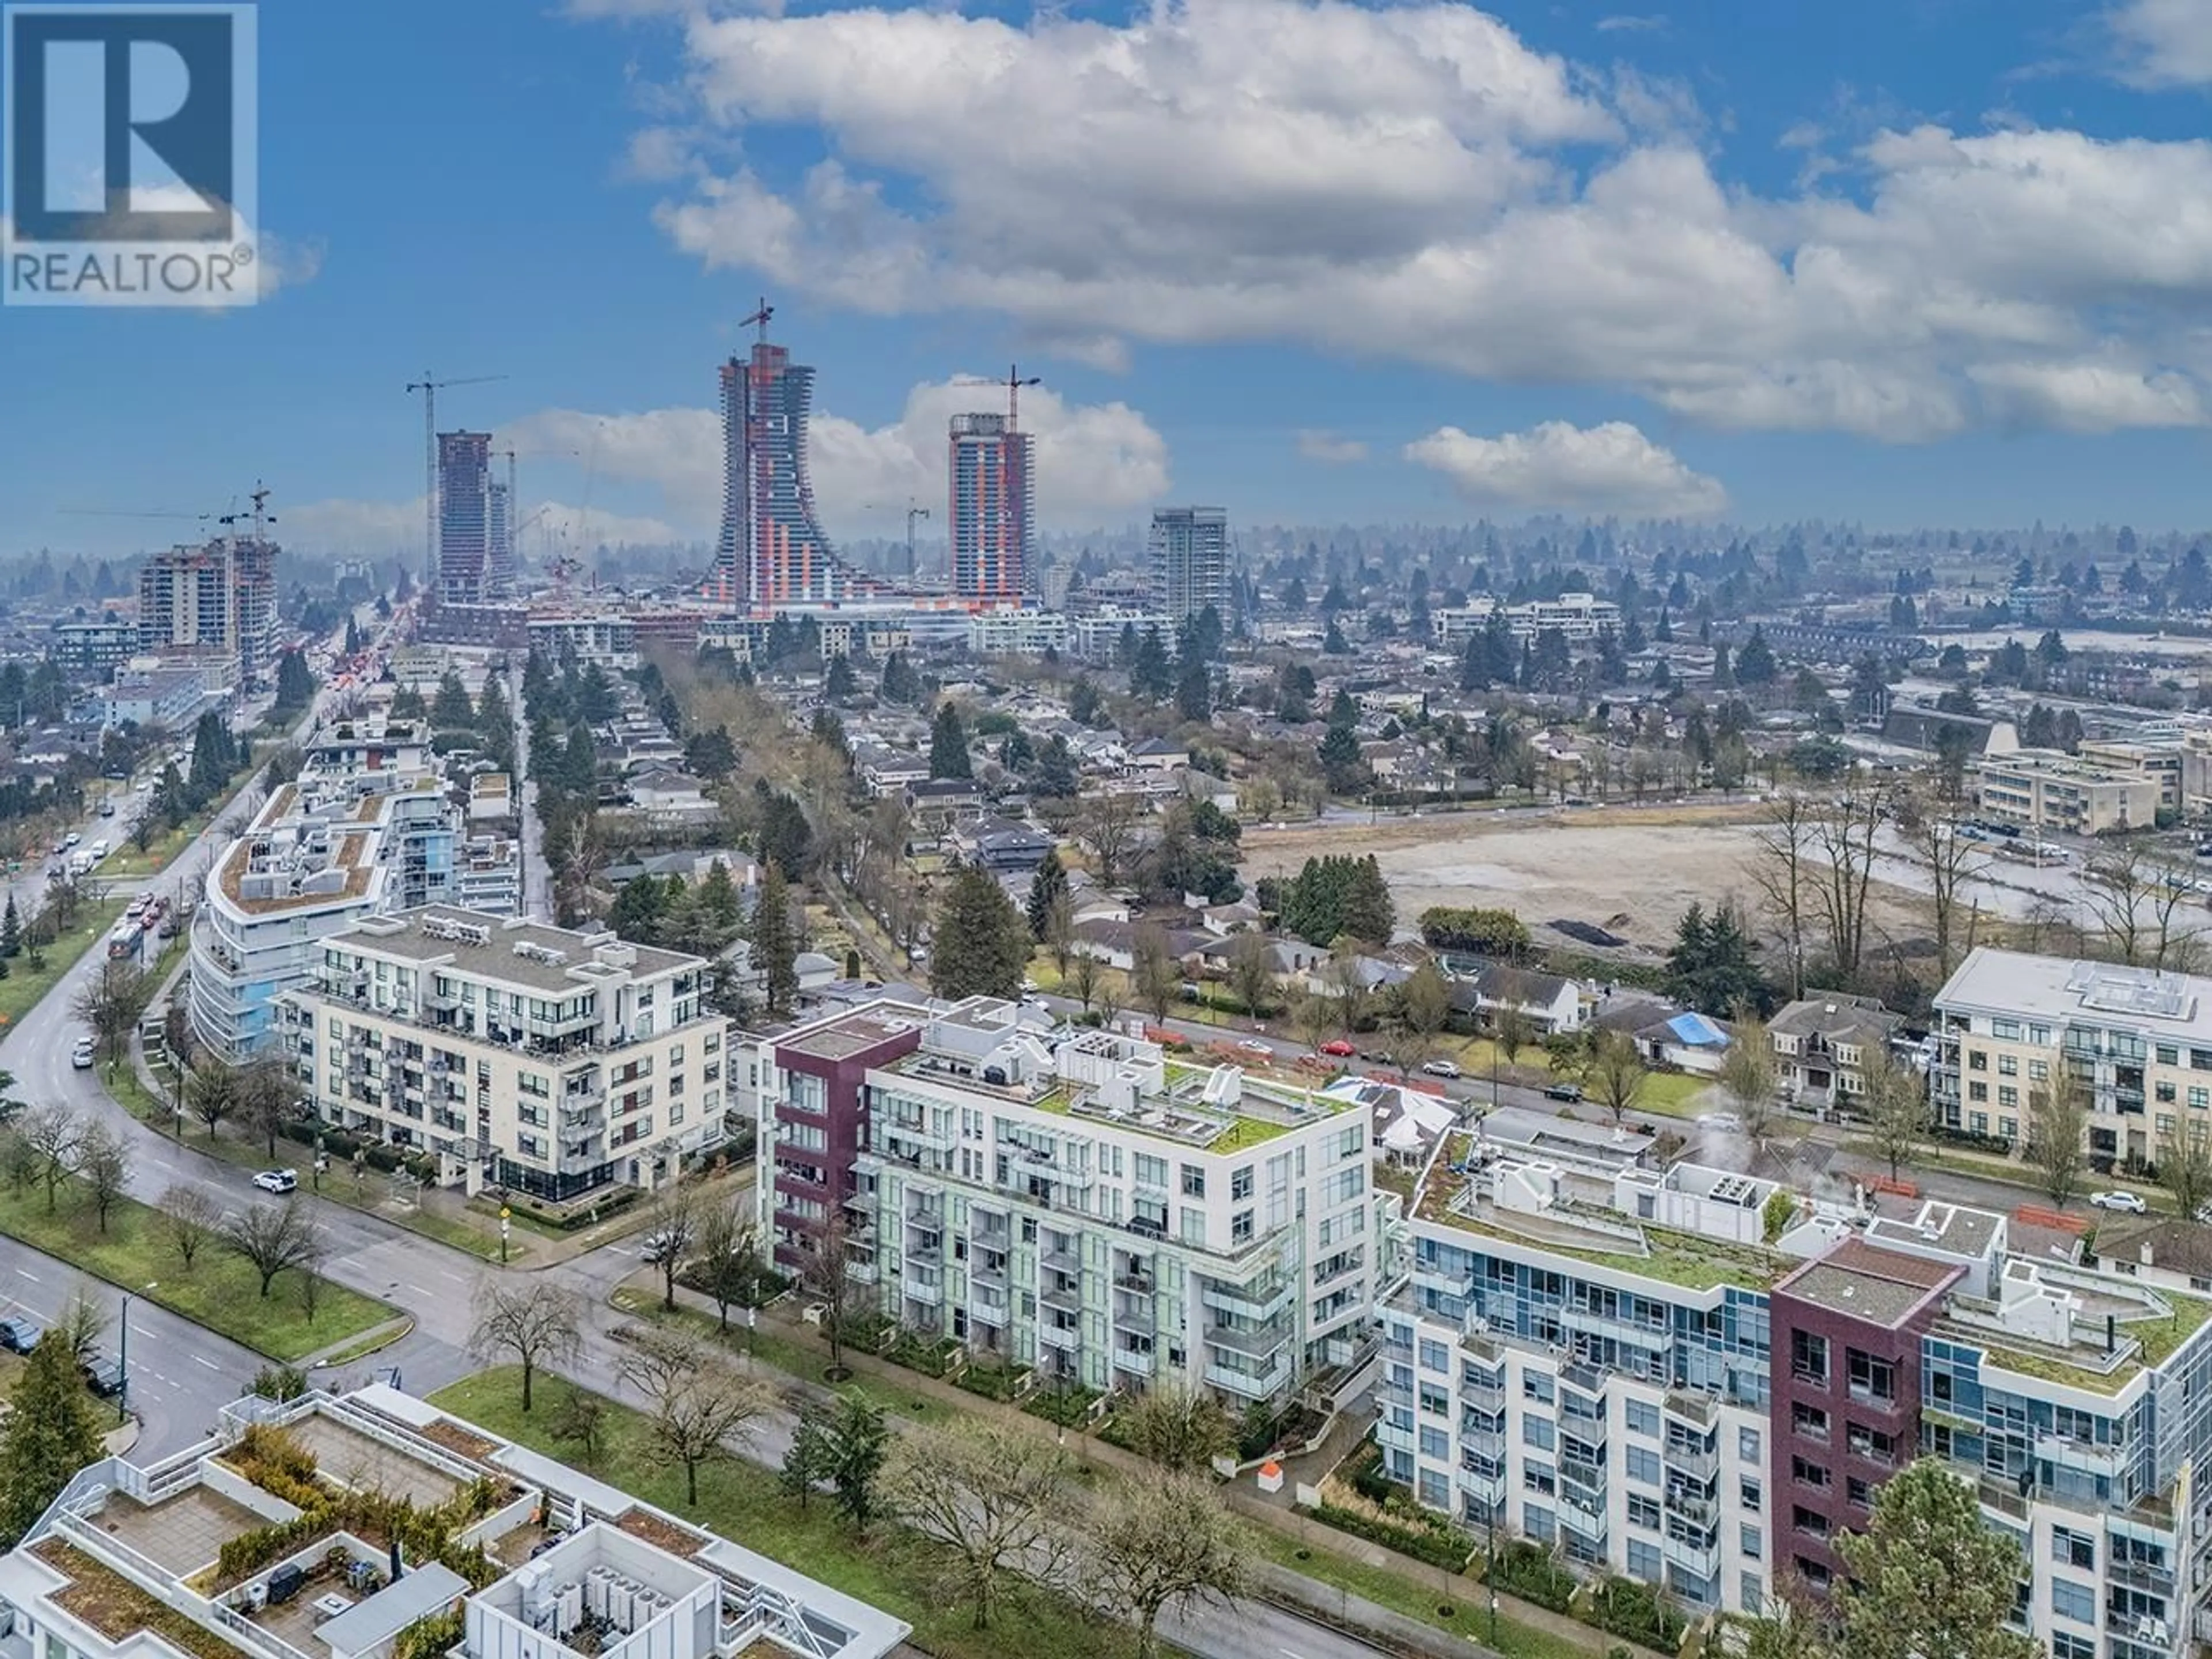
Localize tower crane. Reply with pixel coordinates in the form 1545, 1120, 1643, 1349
404, 370, 507, 592
955, 363, 1042, 428
738, 297, 774, 343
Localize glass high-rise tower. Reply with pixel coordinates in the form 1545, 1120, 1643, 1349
948, 412, 1033, 601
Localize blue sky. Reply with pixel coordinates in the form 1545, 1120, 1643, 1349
7, 0, 2212, 562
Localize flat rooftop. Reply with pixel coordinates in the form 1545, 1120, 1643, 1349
777, 1006, 926, 1063
1776, 1240, 1960, 1326
1939, 946, 2211, 1031
340, 906, 699, 993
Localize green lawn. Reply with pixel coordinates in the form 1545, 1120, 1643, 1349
604, 1290, 934, 1420
430, 1368, 1149, 1659
0, 1172, 397, 1361
1253, 1530, 1599, 1659
0, 899, 128, 1032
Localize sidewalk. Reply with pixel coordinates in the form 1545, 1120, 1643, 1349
642, 1282, 1627, 1659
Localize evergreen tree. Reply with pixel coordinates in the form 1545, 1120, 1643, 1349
607, 874, 672, 947
752, 863, 799, 1017
431, 670, 476, 729
1664, 900, 1768, 1014
696, 860, 743, 937
1131, 627, 1176, 699
274, 649, 315, 711
0, 1324, 104, 1546
2, 895, 23, 960
930, 865, 1031, 1001
1339, 856, 1395, 946
929, 703, 973, 780
1026, 851, 1070, 942
1735, 627, 1778, 685
1824, 1460, 2042, 1659
824, 656, 858, 702
1174, 666, 1212, 724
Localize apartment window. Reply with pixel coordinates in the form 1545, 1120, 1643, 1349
1523, 1463, 1556, 1496
1524, 1416, 1556, 1451
1180, 1164, 1206, 1198
1790, 1331, 1828, 1385
1524, 1372, 1554, 1404
2052, 1528, 2095, 1570
518, 1071, 548, 1097
1790, 1455, 1831, 1490
1740, 1523, 1762, 1559
1625, 1399, 1660, 1437
1232, 1165, 1254, 1201
1627, 1494, 1661, 1531
1740, 1478, 1762, 1512
2194, 1088, 2210, 1111
1420, 1385, 1449, 1417
1846, 1476, 1872, 1510
1791, 1506, 1830, 1540
1627, 1540, 1661, 1582
1232, 1210, 1253, 1244
1968, 1082, 1987, 1103
1968, 1050, 1988, 1071
1846, 1423, 1896, 1464
1993, 1019, 2021, 1040
1998, 1054, 2017, 1077
1997, 1086, 2017, 1108
2052, 1637, 2096, 1659
1134, 1153, 1167, 1190
2158, 1044, 2181, 1066
2029, 1024, 2051, 1046
1738, 1426, 1762, 1462
2050, 1580, 2095, 1624
1741, 1574, 1766, 1615
1420, 1339, 1449, 1374
1419, 1427, 1449, 1461
1791, 1400, 1829, 1440
1846, 1350, 1896, 1404
1626, 1447, 1661, 1486
2029, 1059, 2049, 1082
2195, 1048, 2212, 1072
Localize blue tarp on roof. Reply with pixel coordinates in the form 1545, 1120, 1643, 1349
1666, 1011, 1729, 1048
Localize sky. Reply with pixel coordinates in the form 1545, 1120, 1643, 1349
9, 0, 2212, 562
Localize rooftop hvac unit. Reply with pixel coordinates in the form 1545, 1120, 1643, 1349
555, 1582, 584, 1636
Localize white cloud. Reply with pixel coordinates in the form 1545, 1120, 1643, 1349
283, 493, 683, 558
501, 380, 1169, 536
1968, 359, 2207, 431
1404, 421, 1726, 516
1595, 14, 1665, 32
2111, 0, 2212, 86
1296, 429, 1368, 463
611, 0, 2212, 440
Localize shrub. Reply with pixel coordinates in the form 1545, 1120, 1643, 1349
1313, 1502, 1472, 1573
1487, 1540, 1576, 1613
1584, 1576, 1687, 1650
1022, 1384, 1101, 1429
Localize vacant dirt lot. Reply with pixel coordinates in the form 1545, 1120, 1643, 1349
1242, 806, 1927, 960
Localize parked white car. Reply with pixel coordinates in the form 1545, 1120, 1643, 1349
2090, 1190, 2149, 1213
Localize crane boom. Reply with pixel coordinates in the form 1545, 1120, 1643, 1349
738, 296, 774, 344
953, 362, 1043, 427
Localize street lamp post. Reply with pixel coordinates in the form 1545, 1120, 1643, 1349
119, 1282, 156, 1425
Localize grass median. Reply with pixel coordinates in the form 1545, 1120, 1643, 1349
431, 1367, 1147, 1659
0, 899, 128, 1033
0, 1172, 396, 1362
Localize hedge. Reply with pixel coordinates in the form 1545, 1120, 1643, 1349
1584, 1575, 1688, 1650
1487, 1539, 1576, 1613
1313, 1501, 1474, 1574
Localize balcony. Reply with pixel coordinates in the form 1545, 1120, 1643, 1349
970, 1297, 1009, 1327
1040, 1321, 1080, 1352
1664, 1391, 1717, 1427
1041, 1242, 1081, 1275
1113, 1294, 1153, 1333
972, 1254, 1009, 1288
1462, 1381, 1506, 1414
1202, 1279, 1291, 1323
1206, 1320, 1290, 1359
1456, 1468, 1505, 1510
1114, 1271, 1156, 1294
1664, 1442, 1719, 1482
2109, 1560, 2176, 1596
902, 1278, 943, 1306
1663, 1533, 1721, 1576
1207, 1356, 1292, 1399
1041, 1279, 1083, 1315
1563, 1306, 1672, 1351
1113, 1346, 1157, 1378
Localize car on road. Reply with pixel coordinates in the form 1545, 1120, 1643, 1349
1421, 1059, 1463, 1079
1542, 1082, 1585, 1101
0, 1316, 42, 1353
1237, 1039, 1272, 1056
71, 1038, 95, 1069
1319, 1039, 1356, 1058
63, 832, 79, 849
97, 800, 114, 818
2090, 1190, 2149, 1213
639, 1229, 680, 1265
252, 1168, 298, 1194
81, 1354, 125, 1397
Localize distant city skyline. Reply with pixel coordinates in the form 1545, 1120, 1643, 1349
11, 0, 2212, 558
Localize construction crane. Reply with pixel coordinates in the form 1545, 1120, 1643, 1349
404, 371, 507, 593
738, 297, 774, 343
955, 363, 1043, 428
861, 499, 933, 580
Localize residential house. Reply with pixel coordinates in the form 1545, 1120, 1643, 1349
1126, 736, 1191, 773
905, 778, 984, 833
1770, 992, 1908, 1116
1449, 961, 1585, 1034
946, 814, 1053, 874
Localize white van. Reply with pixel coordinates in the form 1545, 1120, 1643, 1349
88, 839, 109, 859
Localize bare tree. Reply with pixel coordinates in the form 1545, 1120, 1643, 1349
2076, 844, 2200, 970
1117, 1384, 1234, 1474
471, 1282, 584, 1411
880, 1417, 1073, 1630
618, 1328, 772, 1507
2157, 1122, 2212, 1222
1392, 961, 1453, 1071
1908, 808, 1990, 980
221, 1199, 323, 1298
70, 961, 151, 1068
1044, 889, 1075, 978
1291, 994, 1335, 1056
693, 1195, 762, 1333
77, 1122, 130, 1234
1093, 966, 1126, 1031
1082, 790, 1141, 887
1812, 786, 1888, 986
2027, 1070, 2092, 1208
1587, 1029, 1648, 1127
1749, 792, 1817, 1002
237, 1058, 296, 1160
1132, 925, 1180, 1027
160, 1184, 220, 1272
185, 1057, 238, 1142
18, 1104, 78, 1214
1067, 946, 1103, 1014
805, 1216, 872, 1380
1084, 1474, 1255, 1659
53, 1291, 107, 1368
1226, 930, 1275, 1020
1322, 948, 1368, 1036
1719, 1017, 1780, 1141
642, 1184, 704, 1313
1493, 1005, 1533, 1067
1861, 1046, 1927, 1184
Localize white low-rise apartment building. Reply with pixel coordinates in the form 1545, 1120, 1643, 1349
276, 906, 728, 1201
189, 760, 461, 1063
0, 1384, 906, 1659
839, 999, 1374, 1406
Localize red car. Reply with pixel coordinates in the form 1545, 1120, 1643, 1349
1319, 1039, 1357, 1058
